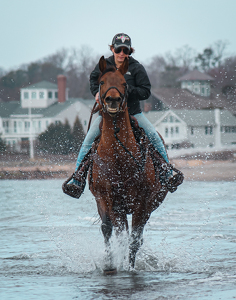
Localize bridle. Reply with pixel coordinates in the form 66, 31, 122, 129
98, 73, 144, 170
98, 77, 128, 114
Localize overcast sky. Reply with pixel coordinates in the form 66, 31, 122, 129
1, 0, 236, 71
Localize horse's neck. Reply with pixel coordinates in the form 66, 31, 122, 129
98, 110, 139, 158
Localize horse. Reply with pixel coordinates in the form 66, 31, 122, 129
89, 56, 170, 273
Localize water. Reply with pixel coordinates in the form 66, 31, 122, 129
1, 179, 236, 300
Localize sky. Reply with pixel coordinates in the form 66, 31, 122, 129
1, 0, 236, 71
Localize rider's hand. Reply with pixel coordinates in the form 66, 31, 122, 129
95, 92, 99, 104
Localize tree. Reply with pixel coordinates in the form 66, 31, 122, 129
145, 45, 195, 89
37, 120, 73, 155
0, 134, 6, 152
195, 40, 229, 71
71, 116, 85, 152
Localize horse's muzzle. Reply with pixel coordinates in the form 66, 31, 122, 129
105, 97, 122, 116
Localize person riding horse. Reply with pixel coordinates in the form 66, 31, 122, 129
63, 33, 182, 198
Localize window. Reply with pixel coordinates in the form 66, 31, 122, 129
205, 126, 213, 135
191, 126, 194, 135
169, 115, 174, 123
48, 91, 52, 99
24, 92, 29, 99
38, 121, 41, 130
24, 121, 30, 132
165, 127, 168, 137
3, 121, 9, 133
14, 121, 17, 133
31, 91, 36, 99
175, 126, 179, 134
18, 121, 22, 133
55, 92, 58, 99
170, 127, 174, 137
39, 92, 44, 99
201, 88, 205, 95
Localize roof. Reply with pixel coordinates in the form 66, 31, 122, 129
151, 88, 236, 114
22, 81, 58, 90
0, 101, 20, 118
0, 98, 79, 118
144, 109, 236, 126
177, 70, 215, 82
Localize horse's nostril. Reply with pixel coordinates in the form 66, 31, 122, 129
105, 97, 112, 103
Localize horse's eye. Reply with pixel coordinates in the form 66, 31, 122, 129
100, 81, 104, 85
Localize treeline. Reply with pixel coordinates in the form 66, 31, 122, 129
0, 41, 235, 102
0, 46, 99, 102
37, 116, 85, 155
145, 41, 236, 94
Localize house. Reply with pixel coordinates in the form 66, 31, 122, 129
0, 76, 95, 151
142, 70, 236, 116
144, 108, 236, 149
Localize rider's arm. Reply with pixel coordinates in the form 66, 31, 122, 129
125, 63, 151, 101
90, 63, 100, 97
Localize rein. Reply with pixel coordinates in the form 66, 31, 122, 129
98, 74, 143, 170
112, 118, 144, 171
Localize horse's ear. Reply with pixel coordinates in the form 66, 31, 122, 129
99, 56, 107, 73
118, 58, 129, 75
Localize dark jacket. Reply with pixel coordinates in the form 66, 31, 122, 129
90, 55, 151, 115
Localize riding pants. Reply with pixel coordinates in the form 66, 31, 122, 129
75, 112, 169, 171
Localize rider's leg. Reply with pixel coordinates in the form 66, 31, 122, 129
134, 112, 169, 163
69, 115, 102, 185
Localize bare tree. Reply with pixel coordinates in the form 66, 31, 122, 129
195, 40, 229, 71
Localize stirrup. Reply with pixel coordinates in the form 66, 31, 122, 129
165, 166, 184, 193
62, 173, 86, 199
62, 149, 92, 199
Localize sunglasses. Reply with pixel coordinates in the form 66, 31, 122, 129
114, 47, 130, 55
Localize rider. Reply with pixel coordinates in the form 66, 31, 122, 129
64, 33, 179, 198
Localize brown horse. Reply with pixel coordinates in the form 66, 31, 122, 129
89, 56, 169, 272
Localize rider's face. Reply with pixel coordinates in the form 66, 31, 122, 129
112, 47, 129, 67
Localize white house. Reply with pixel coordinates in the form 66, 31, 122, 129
0, 76, 96, 151
144, 108, 236, 149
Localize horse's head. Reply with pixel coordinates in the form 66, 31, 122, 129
98, 56, 129, 117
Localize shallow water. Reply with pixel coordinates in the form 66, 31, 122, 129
1, 179, 236, 299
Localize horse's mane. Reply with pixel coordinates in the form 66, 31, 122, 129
98, 66, 116, 81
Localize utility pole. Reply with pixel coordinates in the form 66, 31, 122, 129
28, 104, 34, 159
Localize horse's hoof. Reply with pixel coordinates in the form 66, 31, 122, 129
103, 268, 117, 275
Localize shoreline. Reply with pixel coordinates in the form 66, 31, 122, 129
0, 158, 235, 181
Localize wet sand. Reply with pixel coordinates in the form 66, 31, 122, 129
0, 154, 235, 181
172, 159, 236, 181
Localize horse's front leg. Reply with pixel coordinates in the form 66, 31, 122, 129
101, 213, 113, 247
101, 213, 116, 273
129, 225, 144, 269
129, 206, 147, 269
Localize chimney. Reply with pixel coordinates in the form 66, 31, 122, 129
57, 75, 67, 103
